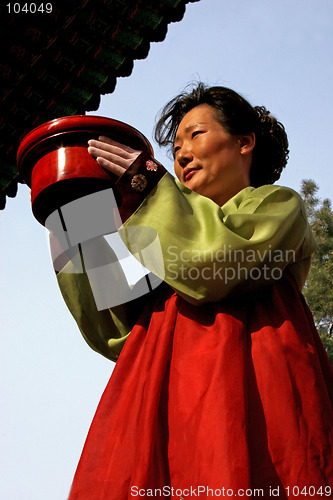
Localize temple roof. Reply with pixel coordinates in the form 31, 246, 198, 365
0, 0, 199, 209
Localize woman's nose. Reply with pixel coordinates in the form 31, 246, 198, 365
176, 146, 193, 167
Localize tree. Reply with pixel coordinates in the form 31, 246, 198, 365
301, 180, 333, 365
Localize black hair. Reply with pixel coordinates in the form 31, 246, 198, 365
154, 83, 289, 187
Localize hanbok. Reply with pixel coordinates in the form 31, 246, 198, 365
56, 153, 333, 499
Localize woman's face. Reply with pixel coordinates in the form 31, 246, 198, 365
173, 104, 254, 206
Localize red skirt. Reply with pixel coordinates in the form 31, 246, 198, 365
68, 272, 333, 499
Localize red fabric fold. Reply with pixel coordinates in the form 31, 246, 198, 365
68, 273, 333, 500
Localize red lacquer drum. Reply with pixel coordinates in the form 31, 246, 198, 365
17, 115, 153, 225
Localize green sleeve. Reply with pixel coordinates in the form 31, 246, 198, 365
54, 152, 168, 361
119, 174, 317, 304
55, 152, 317, 359
56, 237, 151, 362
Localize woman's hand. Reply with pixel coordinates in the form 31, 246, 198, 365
87, 136, 142, 177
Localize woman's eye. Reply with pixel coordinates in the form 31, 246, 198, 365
174, 146, 180, 154
192, 130, 203, 138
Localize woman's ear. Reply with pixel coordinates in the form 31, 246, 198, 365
239, 132, 256, 155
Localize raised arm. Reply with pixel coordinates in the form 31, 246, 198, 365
115, 158, 317, 303
55, 137, 317, 359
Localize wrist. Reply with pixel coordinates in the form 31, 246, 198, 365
115, 152, 166, 223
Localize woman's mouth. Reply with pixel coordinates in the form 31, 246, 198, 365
184, 167, 201, 181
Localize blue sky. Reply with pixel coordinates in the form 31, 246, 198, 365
1, 1, 333, 498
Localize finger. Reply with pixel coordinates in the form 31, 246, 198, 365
87, 139, 129, 159
88, 137, 141, 158
98, 136, 141, 155
95, 156, 126, 177
87, 146, 131, 168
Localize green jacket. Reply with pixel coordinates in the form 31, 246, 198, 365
56, 153, 317, 362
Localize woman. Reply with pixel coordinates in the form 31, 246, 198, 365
57, 84, 333, 499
